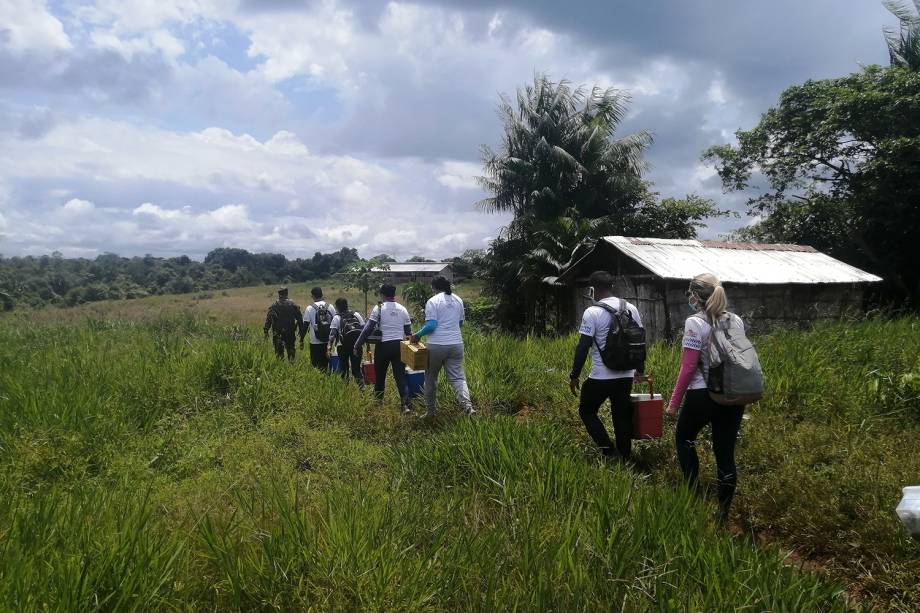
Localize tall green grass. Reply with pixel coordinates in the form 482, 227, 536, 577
0, 313, 917, 610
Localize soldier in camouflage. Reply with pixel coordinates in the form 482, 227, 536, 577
263, 287, 306, 361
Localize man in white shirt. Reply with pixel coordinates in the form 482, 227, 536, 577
303, 286, 334, 372
353, 283, 413, 412
569, 271, 644, 462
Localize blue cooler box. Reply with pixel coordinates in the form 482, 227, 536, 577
329, 354, 340, 372
406, 369, 425, 397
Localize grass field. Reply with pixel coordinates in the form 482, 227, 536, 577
1, 283, 917, 611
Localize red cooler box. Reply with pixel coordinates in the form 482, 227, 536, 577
631, 375, 663, 440
361, 347, 376, 385
362, 361, 376, 384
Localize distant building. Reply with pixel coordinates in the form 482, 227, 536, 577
557, 236, 883, 342
373, 262, 453, 285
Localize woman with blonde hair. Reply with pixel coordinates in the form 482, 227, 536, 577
667, 273, 745, 523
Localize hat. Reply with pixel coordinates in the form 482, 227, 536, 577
278, 286, 289, 295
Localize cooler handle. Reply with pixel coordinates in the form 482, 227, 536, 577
635, 374, 654, 399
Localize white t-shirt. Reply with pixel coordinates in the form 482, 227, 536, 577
681, 313, 745, 390
304, 300, 334, 345
578, 297, 643, 380
424, 292, 465, 345
369, 301, 412, 342
330, 311, 365, 346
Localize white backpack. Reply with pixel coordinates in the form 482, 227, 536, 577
702, 312, 764, 406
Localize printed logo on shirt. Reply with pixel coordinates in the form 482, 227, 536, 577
683, 337, 703, 350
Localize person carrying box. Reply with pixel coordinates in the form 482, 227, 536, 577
410, 275, 474, 418
354, 284, 412, 413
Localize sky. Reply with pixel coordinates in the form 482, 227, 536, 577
0, 0, 896, 260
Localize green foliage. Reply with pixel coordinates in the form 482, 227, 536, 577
703, 64, 920, 305
0, 247, 361, 309
337, 257, 390, 313
0, 313, 918, 610
883, 0, 920, 70
400, 281, 430, 322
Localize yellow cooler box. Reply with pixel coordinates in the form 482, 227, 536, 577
400, 340, 428, 370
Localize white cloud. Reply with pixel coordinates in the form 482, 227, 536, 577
315, 223, 368, 243
0, 115, 501, 258
0, 0, 71, 54
437, 161, 481, 190
62, 198, 95, 213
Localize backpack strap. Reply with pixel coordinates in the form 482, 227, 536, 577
590, 300, 621, 353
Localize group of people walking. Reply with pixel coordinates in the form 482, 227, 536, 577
569, 270, 748, 522
265, 269, 750, 521
263, 276, 474, 418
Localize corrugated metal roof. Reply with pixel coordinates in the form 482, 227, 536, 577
598, 236, 883, 284
373, 263, 451, 273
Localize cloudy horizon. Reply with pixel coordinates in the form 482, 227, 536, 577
0, 0, 895, 260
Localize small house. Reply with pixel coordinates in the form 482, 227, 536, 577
557, 236, 883, 342
374, 262, 453, 285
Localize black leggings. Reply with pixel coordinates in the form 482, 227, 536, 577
578, 377, 634, 460
676, 389, 744, 516
374, 340, 408, 405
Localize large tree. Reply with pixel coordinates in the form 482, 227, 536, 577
479, 75, 724, 332
478, 75, 651, 230
703, 65, 920, 305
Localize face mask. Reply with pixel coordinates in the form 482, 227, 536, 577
688, 299, 701, 314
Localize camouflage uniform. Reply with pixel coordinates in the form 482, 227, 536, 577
263, 297, 305, 361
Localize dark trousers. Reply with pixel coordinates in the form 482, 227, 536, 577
336, 345, 364, 388
676, 389, 745, 517
309, 343, 329, 371
374, 340, 409, 405
272, 331, 296, 361
578, 377, 634, 460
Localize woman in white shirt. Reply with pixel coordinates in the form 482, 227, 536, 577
354, 283, 412, 413
667, 273, 746, 523
410, 275, 474, 417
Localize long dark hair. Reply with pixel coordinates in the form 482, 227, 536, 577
431, 275, 452, 295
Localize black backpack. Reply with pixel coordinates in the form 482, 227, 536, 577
339, 311, 363, 350
592, 299, 646, 371
314, 303, 333, 343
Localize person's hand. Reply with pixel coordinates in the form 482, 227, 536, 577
569, 376, 580, 397
409, 334, 420, 344
665, 401, 678, 416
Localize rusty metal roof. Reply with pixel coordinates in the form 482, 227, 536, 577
595, 236, 882, 284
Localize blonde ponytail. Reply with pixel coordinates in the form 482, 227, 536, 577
689, 273, 728, 323
705, 285, 727, 322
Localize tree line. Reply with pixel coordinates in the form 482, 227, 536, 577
0, 247, 489, 310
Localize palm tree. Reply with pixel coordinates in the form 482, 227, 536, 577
884, 1, 920, 71
478, 75, 652, 228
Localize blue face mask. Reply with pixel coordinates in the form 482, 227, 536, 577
688, 300, 701, 314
